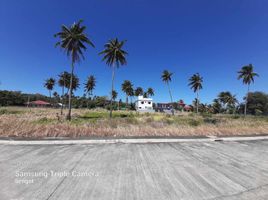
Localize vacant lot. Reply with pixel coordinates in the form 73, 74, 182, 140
0, 107, 268, 138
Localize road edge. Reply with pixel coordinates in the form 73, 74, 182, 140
0, 136, 267, 145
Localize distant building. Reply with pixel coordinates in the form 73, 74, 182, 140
25, 100, 51, 107
156, 103, 173, 112
135, 96, 154, 112
156, 100, 191, 112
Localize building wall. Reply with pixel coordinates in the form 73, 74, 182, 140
135, 96, 153, 111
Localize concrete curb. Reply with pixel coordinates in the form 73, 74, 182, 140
0, 136, 267, 145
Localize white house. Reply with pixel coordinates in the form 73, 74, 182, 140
135, 96, 154, 112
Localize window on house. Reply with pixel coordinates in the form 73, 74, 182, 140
148, 102, 151, 104
141, 101, 144, 104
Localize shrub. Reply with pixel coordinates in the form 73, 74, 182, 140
188, 119, 201, 126
204, 118, 218, 124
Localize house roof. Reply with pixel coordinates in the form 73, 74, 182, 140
28, 100, 50, 105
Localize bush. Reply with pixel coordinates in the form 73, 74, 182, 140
188, 119, 201, 126
204, 118, 218, 124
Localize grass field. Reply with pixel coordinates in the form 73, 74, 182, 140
0, 107, 268, 138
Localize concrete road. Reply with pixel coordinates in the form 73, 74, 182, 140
0, 140, 268, 200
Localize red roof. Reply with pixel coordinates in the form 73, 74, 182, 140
29, 100, 50, 105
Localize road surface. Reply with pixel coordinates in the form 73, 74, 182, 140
0, 140, 267, 200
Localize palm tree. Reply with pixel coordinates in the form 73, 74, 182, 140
112, 90, 118, 100
58, 71, 69, 115
146, 88, 154, 97
188, 73, 203, 113
121, 80, 133, 110
44, 78, 55, 100
218, 91, 238, 113
237, 64, 259, 116
212, 99, 222, 114
55, 20, 94, 120
84, 75, 96, 108
135, 87, 144, 97
99, 38, 128, 118
161, 70, 174, 114
65, 74, 80, 94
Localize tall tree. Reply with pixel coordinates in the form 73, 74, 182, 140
212, 99, 222, 114
112, 90, 118, 110
58, 71, 69, 115
135, 87, 144, 97
146, 87, 154, 97
84, 75, 96, 108
188, 73, 203, 113
218, 91, 238, 113
44, 78, 55, 100
99, 38, 128, 118
55, 20, 94, 120
65, 74, 80, 94
237, 64, 259, 116
121, 80, 133, 110
161, 70, 174, 115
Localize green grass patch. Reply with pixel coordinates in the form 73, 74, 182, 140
0, 108, 24, 115
34, 117, 55, 125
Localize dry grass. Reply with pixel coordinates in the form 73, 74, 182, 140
0, 107, 268, 138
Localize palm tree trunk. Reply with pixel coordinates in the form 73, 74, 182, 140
87, 93, 89, 109
60, 86, 64, 115
167, 82, 174, 115
67, 62, 74, 120
244, 84, 250, 116
109, 65, 115, 118
126, 96, 128, 110
196, 89, 199, 113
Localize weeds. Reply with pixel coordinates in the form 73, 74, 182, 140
0, 107, 268, 138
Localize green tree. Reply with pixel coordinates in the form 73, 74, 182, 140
212, 99, 222, 114
99, 38, 128, 118
65, 74, 80, 94
111, 90, 118, 110
44, 78, 55, 100
161, 70, 173, 103
218, 91, 238, 113
84, 75, 96, 108
55, 20, 94, 120
237, 64, 259, 116
135, 87, 144, 97
246, 92, 268, 115
58, 71, 70, 115
146, 87, 154, 98
188, 73, 203, 113
121, 80, 133, 110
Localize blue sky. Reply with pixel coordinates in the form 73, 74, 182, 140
0, 0, 268, 104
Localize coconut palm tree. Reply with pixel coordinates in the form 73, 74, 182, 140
65, 74, 80, 94
212, 99, 222, 114
218, 91, 238, 113
135, 87, 144, 97
58, 71, 70, 115
237, 64, 259, 116
188, 73, 203, 113
54, 20, 94, 120
99, 38, 128, 118
161, 70, 174, 114
44, 78, 55, 100
146, 88, 154, 97
121, 80, 133, 110
112, 90, 118, 110
84, 75, 96, 108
